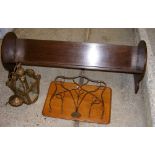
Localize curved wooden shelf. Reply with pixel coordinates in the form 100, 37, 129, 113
1, 32, 147, 93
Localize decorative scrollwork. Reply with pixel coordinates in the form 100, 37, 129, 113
49, 75, 107, 119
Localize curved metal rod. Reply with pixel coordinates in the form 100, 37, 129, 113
49, 75, 107, 118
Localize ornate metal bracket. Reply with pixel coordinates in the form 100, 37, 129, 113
42, 75, 112, 124
6, 63, 41, 107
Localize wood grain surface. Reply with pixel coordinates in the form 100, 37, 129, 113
1, 32, 147, 93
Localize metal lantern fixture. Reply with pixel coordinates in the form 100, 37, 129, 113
6, 63, 41, 107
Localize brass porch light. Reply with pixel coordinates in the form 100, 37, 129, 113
6, 63, 41, 107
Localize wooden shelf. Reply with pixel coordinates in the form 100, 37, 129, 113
1, 32, 147, 93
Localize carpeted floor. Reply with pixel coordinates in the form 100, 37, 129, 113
0, 28, 147, 126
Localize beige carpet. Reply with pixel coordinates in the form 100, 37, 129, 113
0, 28, 147, 126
